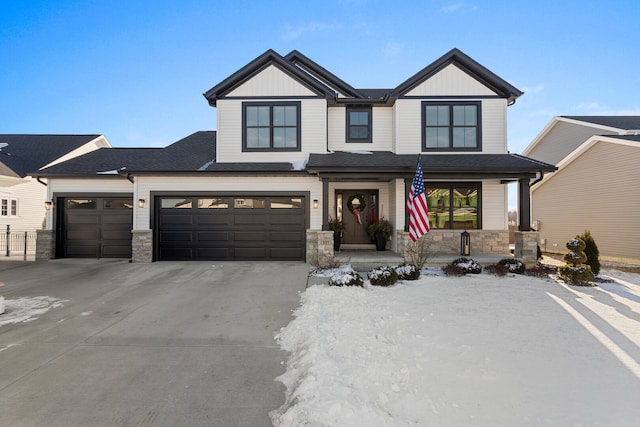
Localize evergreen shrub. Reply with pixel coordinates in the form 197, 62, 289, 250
368, 265, 399, 287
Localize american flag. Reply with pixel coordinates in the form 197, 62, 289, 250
407, 157, 430, 241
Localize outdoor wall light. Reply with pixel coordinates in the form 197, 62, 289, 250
313, 199, 319, 209
44, 200, 54, 210
138, 199, 146, 208
461, 230, 471, 256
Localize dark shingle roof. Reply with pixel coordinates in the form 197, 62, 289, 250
0, 134, 101, 177
307, 151, 556, 174
37, 132, 216, 176
562, 116, 640, 130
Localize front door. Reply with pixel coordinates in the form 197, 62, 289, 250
338, 190, 379, 244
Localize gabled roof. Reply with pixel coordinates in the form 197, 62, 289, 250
203, 50, 337, 106
284, 50, 363, 98
560, 116, 640, 130
393, 48, 523, 104
0, 134, 103, 178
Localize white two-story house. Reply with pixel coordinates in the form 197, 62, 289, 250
35, 48, 555, 263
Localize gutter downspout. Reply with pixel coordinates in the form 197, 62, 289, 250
37, 176, 47, 186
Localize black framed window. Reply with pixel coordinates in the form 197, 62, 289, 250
346, 106, 372, 142
422, 101, 481, 151
425, 183, 480, 229
243, 101, 301, 151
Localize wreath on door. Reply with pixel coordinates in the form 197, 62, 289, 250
346, 194, 367, 224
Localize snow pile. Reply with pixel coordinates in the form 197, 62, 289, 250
270, 282, 439, 426
0, 296, 66, 326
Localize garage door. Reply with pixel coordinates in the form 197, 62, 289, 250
157, 196, 306, 261
62, 197, 133, 258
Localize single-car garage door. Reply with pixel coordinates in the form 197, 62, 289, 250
60, 197, 133, 258
157, 195, 306, 261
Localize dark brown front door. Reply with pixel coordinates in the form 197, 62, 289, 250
339, 191, 378, 244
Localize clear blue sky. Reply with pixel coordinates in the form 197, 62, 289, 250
2, 1, 638, 154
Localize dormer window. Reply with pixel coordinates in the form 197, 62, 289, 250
243, 101, 301, 151
346, 106, 372, 143
422, 101, 481, 151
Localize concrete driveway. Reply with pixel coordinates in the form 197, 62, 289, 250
0, 260, 309, 426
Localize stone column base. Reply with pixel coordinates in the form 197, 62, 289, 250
514, 231, 539, 267
35, 229, 55, 261
306, 230, 334, 266
132, 230, 153, 263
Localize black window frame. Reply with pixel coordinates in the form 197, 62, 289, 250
421, 101, 482, 151
425, 182, 481, 230
346, 105, 372, 143
242, 101, 301, 152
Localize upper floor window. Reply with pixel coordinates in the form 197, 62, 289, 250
346, 106, 372, 143
422, 101, 481, 151
243, 101, 301, 151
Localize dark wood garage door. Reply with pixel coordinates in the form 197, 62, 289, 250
61, 197, 133, 258
157, 196, 306, 261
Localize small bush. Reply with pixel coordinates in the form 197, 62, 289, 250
368, 265, 399, 287
577, 230, 601, 276
442, 264, 466, 276
452, 257, 482, 274
537, 245, 543, 260
328, 271, 364, 287
498, 258, 526, 274
394, 263, 420, 281
485, 264, 509, 277
558, 265, 594, 286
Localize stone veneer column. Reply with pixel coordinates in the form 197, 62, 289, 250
35, 229, 55, 261
397, 231, 411, 263
514, 231, 538, 267
131, 230, 153, 263
306, 230, 334, 266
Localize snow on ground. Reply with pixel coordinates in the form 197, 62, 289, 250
0, 296, 66, 327
271, 266, 640, 427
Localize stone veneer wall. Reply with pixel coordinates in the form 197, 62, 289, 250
306, 230, 334, 266
398, 229, 510, 262
35, 229, 55, 261
132, 230, 153, 263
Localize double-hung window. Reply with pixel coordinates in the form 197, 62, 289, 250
422, 101, 481, 151
346, 106, 372, 143
243, 101, 301, 151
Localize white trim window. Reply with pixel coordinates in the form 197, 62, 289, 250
1, 198, 18, 217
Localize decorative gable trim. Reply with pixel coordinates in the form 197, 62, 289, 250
203, 50, 336, 106
393, 48, 523, 104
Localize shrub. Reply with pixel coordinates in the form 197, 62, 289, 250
403, 237, 432, 268
394, 263, 420, 281
577, 230, 600, 276
368, 265, 399, 287
485, 264, 509, 277
498, 258, 526, 274
328, 271, 364, 287
525, 264, 555, 278
442, 264, 466, 276
558, 238, 594, 285
452, 257, 482, 274
537, 245, 543, 260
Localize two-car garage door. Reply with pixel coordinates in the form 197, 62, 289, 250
156, 195, 307, 261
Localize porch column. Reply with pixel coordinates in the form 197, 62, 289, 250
322, 178, 329, 231
404, 178, 411, 232
518, 178, 531, 231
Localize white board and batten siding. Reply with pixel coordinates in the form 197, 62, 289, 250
225, 65, 317, 98
327, 106, 393, 151
135, 176, 323, 230
533, 141, 640, 263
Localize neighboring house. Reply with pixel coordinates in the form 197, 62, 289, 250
0, 135, 110, 233
34, 48, 554, 263
523, 116, 640, 263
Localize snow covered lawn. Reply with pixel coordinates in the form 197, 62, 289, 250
270, 267, 640, 426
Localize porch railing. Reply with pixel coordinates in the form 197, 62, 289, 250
0, 225, 37, 259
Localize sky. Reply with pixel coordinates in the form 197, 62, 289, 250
2, 1, 639, 188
